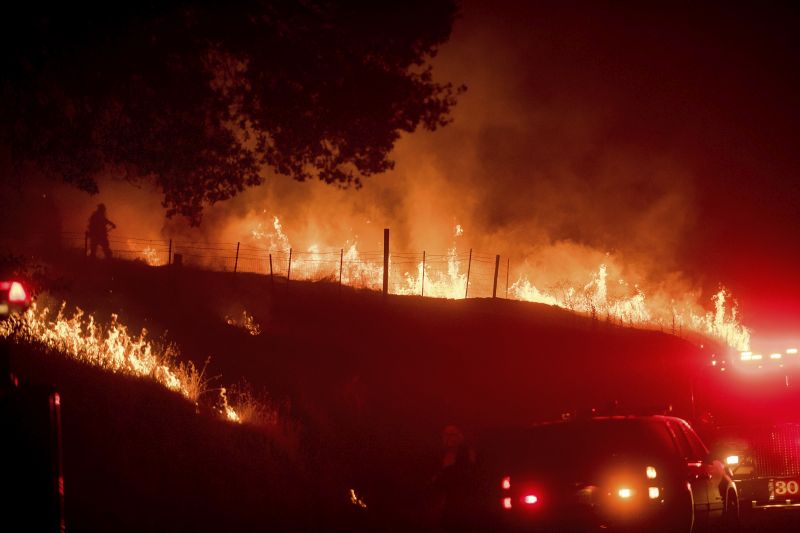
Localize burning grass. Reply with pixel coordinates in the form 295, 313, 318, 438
246, 218, 752, 350
225, 309, 262, 336
0, 299, 276, 426
511, 265, 751, 351
69, 215, 752, 352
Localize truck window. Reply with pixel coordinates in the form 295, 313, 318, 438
678, 421, 709, 460
667, 419, 701, 461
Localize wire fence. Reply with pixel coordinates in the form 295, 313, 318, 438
0, 229, 718, 348
53, 230, 510, 299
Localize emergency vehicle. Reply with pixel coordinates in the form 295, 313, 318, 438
693, 344, 800, 515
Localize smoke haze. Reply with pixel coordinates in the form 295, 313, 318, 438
7, 1, 799, 344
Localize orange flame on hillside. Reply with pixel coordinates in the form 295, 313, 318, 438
511, 266, 750, 350
226, 310, 262, 336
247, 217, 750, 350
0, 302, 250, 423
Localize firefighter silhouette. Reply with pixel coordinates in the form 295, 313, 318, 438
87, 204, 116, 259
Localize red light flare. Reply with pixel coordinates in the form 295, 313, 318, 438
523, 494, 539, 504
8, 281, 27, 303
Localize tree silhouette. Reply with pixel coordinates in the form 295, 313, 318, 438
2, 1, 463, 224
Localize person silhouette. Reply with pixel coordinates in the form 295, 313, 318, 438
432, 424, 479, 531
87, 204, 116, 259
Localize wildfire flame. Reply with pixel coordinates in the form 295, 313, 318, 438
395, 247, 468, 299
140, 246, 161, 266
0, 302, 244, 422
251, 216, 384, 288
510, 266, 749, 350
226, 310, 262, 336
511, 265, 650, 323
124, 239, 165, 266
349, 488, 368, 509
219, 387, 240, 423
246, 217, 751, 350
341, 243, 383, 289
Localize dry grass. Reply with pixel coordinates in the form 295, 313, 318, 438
0, 297, 275, 426
228, 381, 279, 426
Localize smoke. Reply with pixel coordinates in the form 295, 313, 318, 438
16, 1, 750, 342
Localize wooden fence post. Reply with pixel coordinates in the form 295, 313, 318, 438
492, 254, 500, 298
168, 239, 172, 266
233, 242, 240, 273
464, 248, 472, 299
382, 228, 389, 295
287, 248, 293, 282
269, 253, 274, 287
421, 251, 426, 297
339, 248, 344, 287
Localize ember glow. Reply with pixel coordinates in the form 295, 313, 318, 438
121, 238, 167, 266
0, 302, 244, 423
226, 310, 262, 336
139, 246, 162, 267
349, 489, 368, 509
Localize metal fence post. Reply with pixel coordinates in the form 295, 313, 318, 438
233, 242, 240, 273
492, 254, 500, 298
464, 248, 472, 299
269, 253, 274, 286
382, 228, 389, 295
287, 248, 292, 282
339, 248, 344, 287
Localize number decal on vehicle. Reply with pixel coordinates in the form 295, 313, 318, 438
774, 480, 800, 495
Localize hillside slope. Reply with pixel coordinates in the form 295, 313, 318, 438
13, 252, 714, 526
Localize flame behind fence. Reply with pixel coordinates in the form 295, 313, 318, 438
0, 230, 750, 351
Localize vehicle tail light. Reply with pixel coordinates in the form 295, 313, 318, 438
648, 487, 660, 499
646, 466, 657, 479
501, 476, 511, 490
8, 281, 27, 303
502, 497, 512, 510
726, 455, 739, 466
523, 494, 538, 505
617, 488, 632, 499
